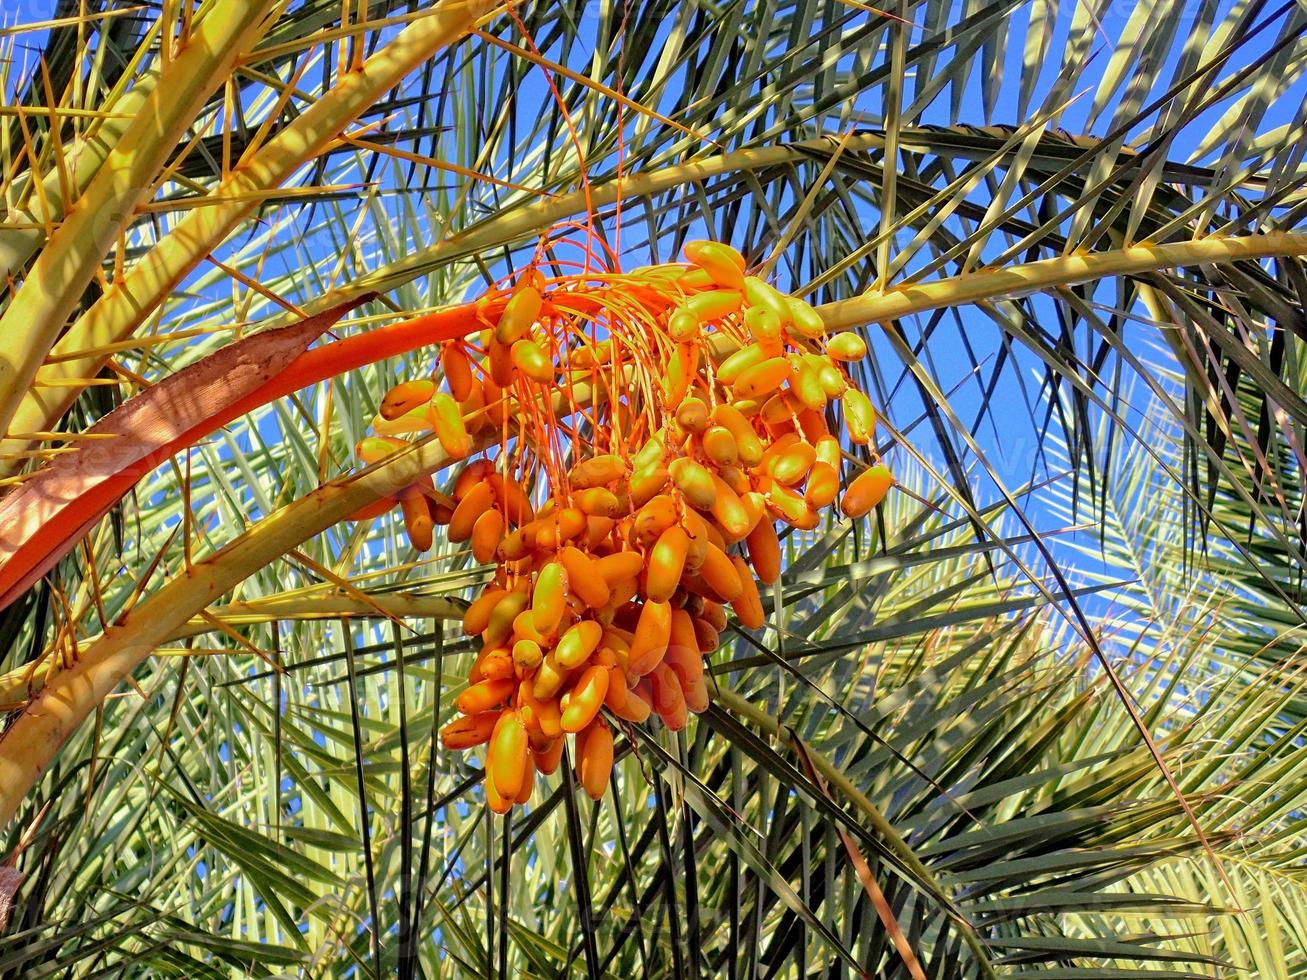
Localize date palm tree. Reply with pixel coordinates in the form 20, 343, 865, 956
0, 1, 1304, 976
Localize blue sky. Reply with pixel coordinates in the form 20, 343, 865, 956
4, 0, 1302, 601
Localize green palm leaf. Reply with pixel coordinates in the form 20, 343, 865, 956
0, 1, 1304, 976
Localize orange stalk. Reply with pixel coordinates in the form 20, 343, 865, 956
0, 300, 486, 613
217, 302, 486, 422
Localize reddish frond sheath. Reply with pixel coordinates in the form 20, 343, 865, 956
0, 296, 488, 612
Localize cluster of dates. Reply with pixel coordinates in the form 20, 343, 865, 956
354, 242, 892, 812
